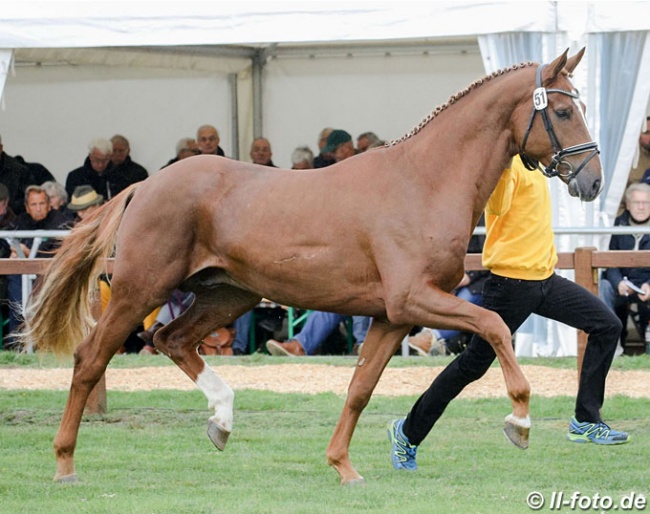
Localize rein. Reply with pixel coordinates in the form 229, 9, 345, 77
519, 63, 600, 181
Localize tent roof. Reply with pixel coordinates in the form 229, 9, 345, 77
3, 1, 648, 53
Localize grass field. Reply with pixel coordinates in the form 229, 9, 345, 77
1, 354, 649, 513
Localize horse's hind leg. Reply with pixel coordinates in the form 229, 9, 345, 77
326, 319, 411, 485
53, 299, 154, 482
153, 285, 261, 451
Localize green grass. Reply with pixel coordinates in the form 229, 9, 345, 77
1, 381, 648, 514
2, 350, 650, 370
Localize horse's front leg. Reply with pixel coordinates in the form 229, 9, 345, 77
480, 308, 531, 448
326, 320, 410, 485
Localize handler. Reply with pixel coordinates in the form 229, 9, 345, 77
388, 156, 629, 471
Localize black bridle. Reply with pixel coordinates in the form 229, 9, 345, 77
519, 63, 600, 181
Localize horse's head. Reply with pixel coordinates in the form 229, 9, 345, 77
518, 48, 602, 202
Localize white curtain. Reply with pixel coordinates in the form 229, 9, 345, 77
591, 31, 650, 221
0, 49, 13, 109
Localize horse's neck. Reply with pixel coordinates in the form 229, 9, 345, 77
399, 86, 523, 213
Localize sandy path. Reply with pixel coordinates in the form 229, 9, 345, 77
2, 364, 650, 398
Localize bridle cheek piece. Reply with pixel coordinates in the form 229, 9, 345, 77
519, 64, 600, 181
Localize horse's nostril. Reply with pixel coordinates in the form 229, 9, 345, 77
592, 179, 601, 195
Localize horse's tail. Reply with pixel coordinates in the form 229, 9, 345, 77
20, 183, 140, 356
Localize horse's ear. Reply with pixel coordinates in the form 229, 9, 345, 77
542, 48, 569, 85
564, 47, 586, 74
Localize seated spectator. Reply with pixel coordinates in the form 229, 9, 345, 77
291, 146, 314, 170
321, 129, 357, 163
14, 155, 55, 185
2, 185, 69, 350
600, 182, 650, 355
67, 185, 104, 225
65, 138, 115, 200
356, 131, 380, 153
162, 137, 200, 168
314, 128, 335, 168
0, 182, 16, 230
265, 312, 370, 356
0, 183, 15, 336
41, 181, 74, 224
197, 125, 225, 157
407, 215, 488, 356
110, 135, 149, 194
249, 137, 276, 167
0, 133, 36, 215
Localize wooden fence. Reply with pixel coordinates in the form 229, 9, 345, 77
1, 247, 649, 413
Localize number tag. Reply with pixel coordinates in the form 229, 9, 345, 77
533, 87, 548, 110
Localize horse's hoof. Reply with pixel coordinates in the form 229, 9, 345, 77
207, 419, 230, 451
503, 414, 530, 450
54, 473, 78, 484
342, 477, 365, 486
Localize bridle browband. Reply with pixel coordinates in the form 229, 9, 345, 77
519, 63, 600, 181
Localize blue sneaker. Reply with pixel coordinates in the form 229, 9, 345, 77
387, 418, 418, 470
566, 417, 629, 445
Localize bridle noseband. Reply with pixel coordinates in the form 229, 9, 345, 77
519, 63, 600, 181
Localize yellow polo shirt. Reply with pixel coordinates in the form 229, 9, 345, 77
482, 157, 557, 280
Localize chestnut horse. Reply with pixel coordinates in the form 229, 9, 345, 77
23, 49, 601, 485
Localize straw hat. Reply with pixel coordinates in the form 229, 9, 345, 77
68, 185, 103, 211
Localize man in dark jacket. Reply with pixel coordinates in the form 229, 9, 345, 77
110, 135, 148, 194
65, 138, 117, 200
600, 182, 650, 352
0, 134, 36, 215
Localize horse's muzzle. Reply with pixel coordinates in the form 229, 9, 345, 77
568, 175, 602, 202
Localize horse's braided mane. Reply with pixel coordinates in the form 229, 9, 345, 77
387, 61, 536, 147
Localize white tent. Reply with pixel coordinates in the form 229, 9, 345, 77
1, 1, 649, 355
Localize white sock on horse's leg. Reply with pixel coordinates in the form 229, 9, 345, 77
505, 413, 531, 428
195, 366, 234, 432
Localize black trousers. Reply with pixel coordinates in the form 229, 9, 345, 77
403, 272, 622, 446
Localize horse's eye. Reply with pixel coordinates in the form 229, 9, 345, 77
555, 110, 571, 120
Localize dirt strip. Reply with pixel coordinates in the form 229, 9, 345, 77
1, 364, 650, 398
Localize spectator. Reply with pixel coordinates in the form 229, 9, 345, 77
388, 156, 628, 472
110, 135, 149, 194
0, 182, 16, 230
40, 181, 68, 211
41, 180, 74, 225
0, 133, 36, 215
2, 185, 69, 349
64, 138, 116, 200
14, 155, 55, 185
600, 182, 650, 355
162, 137, 200, 168
314, 127, 335, 168
266, 312, 370, 356
407, 215, 488, 356
249, 137, 276, 167
291, 146, 314, 170
321, 129, 357, 163
67, 185, 104, 225
0, 183, 15, 329
197, 125, 225, 157
356, 131, 380, 153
